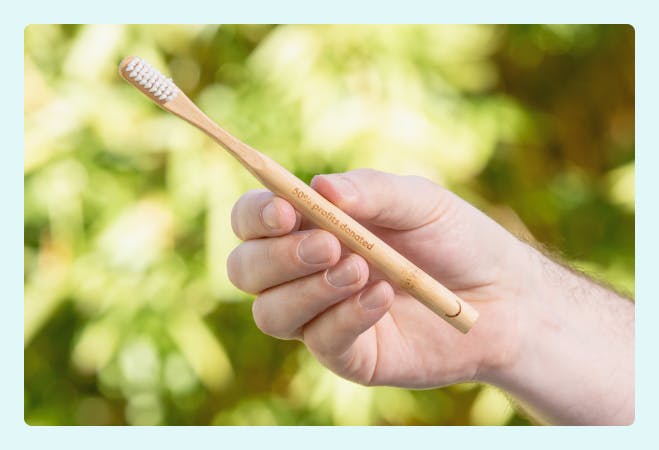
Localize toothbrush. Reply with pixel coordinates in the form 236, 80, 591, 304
119, 56, 479, 333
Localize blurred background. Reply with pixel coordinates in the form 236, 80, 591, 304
24, 24, 634, 425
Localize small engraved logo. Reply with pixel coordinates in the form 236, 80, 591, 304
445, 300, 462, 318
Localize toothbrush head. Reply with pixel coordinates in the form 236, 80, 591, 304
119, 56, 179, 104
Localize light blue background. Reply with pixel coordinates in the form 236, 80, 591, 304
6, 1, 654, 448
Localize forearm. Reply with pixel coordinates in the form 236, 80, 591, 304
481, 244, 635, 425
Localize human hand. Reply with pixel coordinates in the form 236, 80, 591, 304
227, 169, 532, 388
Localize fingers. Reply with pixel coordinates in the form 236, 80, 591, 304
231, 190, 299, 240
251, 254, 370, 339
227, 229, 341, 294
311, 169, 454, 230
303, 280, 394, 358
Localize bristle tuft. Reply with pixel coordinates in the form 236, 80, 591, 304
121, 57, 179, 104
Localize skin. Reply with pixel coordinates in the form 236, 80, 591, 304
227, 169, 634, 425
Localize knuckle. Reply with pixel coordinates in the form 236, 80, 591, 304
231, 190, 269, 240
226, 247, 254, 292
226, 248, 244, 288
265, 237, 282, 267
252, 295, 292, 339
350, 167, 378, 178
303, 325, 340, 356
407, 174, 446, 198
301, 326, 322, 351
350, 167, 386, 185
251, 297, 274, 334
410, 174, 440, 193
230, 203, 245, 240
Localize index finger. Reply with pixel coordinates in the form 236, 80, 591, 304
231, 190, 300, 240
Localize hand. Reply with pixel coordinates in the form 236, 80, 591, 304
227, 169, 531, 388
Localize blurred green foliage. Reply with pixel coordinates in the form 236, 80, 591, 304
24, 24, 634, 425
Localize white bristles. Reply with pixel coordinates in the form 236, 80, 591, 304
123, 57, 179, 103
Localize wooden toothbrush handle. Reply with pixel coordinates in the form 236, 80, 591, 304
164, 93, 478, 333
249, 153, 479, 333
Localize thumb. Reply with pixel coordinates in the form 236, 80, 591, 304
310, 169, 452, 230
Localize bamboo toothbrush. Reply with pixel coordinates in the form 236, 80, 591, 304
119, 56, 479, 333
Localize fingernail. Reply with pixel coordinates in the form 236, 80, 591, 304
261, 201, 279, 229
325, 258, 361, 287
359, 284, 386, 310
331, 176, 357, 201
298, 232, 333, 265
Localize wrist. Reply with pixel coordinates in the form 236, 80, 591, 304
472, 240, 542, 384
475, 242, 635, 424
476, 241, 547, 372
